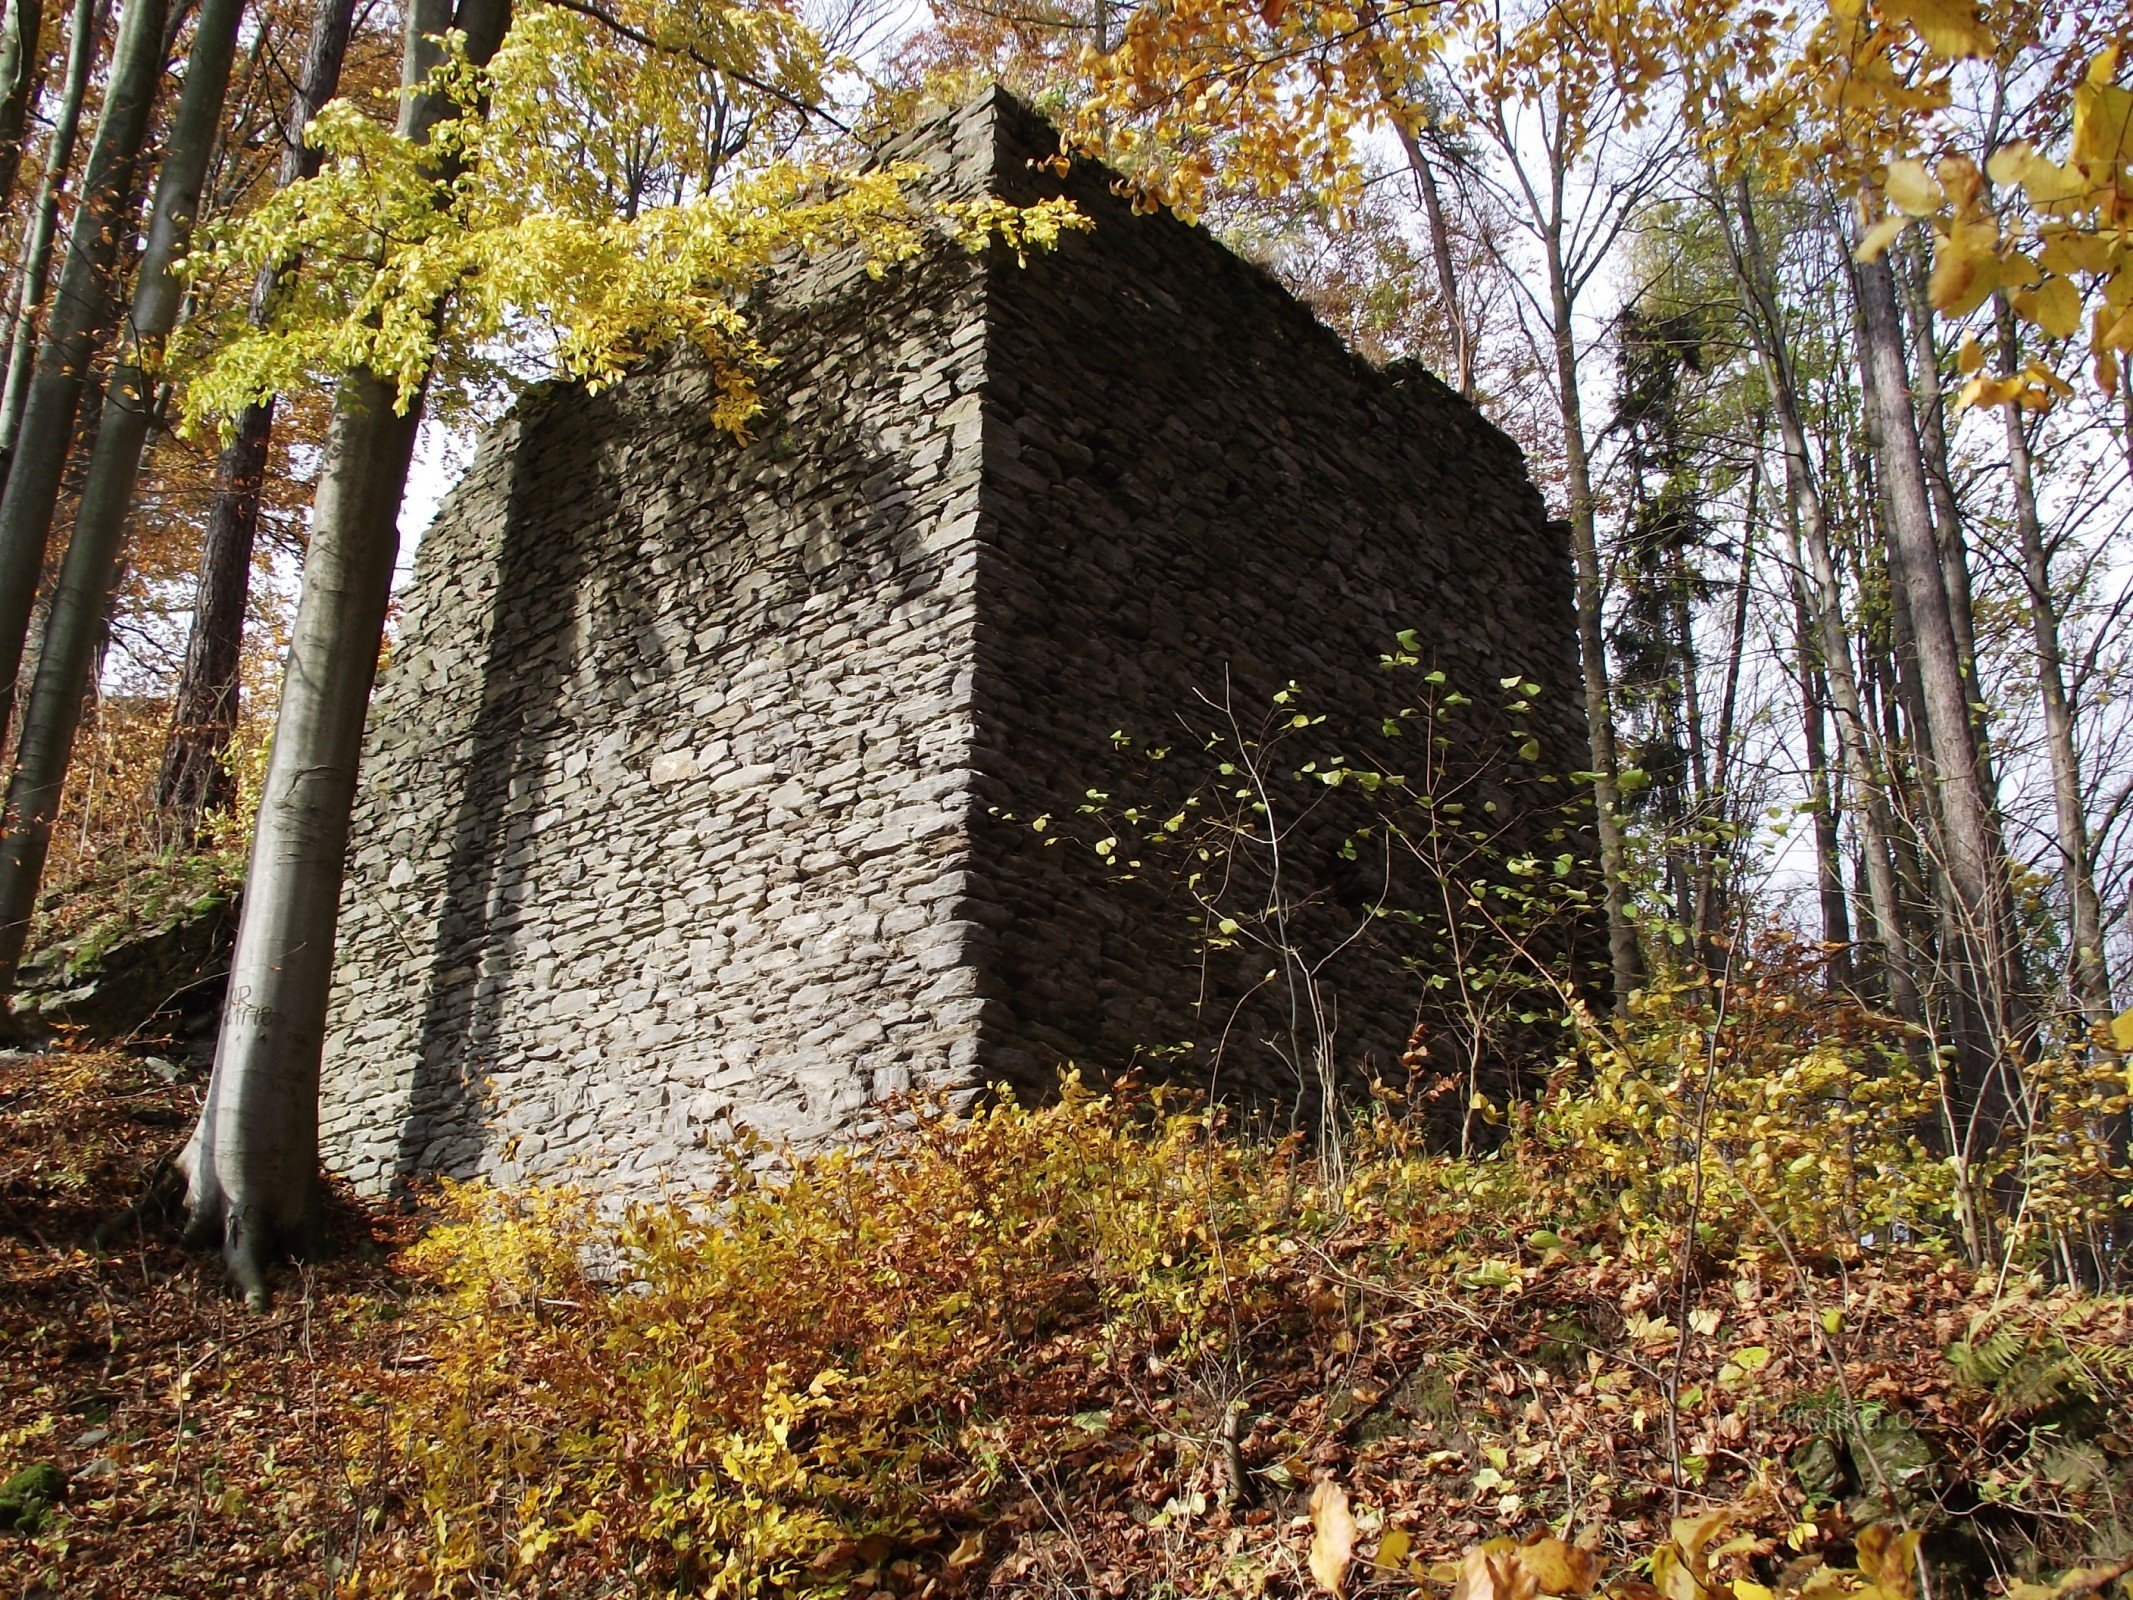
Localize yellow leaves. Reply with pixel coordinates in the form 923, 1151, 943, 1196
1877, 0, 1992, 59
1851, 1525, 1923, 1600
1378, 1529, 1414, 1571
1882, 159, 1939, 215
2013, 275, 2082, 340
2110, 1008, 2133, 1053
1854, 213, 1909, 261
1436, 1534, 1601, 1600
1987, 142, 2089, 210
180, 8, 1053, 434
1956, 362, 2072, 412
943, 195, 1094, 264
1309, 1479, 1357, 1596
2071, 76, 2133, 171
2037, 225, 2117, 278
1518, 1537, 1600, 1595
1649, 1508, 1737, 1600
1921, 211, 2029, 318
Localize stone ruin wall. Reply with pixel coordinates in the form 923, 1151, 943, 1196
321, 105, 1001, 1194
319, 91, 1594, 1196
963, 105, 1593, 1104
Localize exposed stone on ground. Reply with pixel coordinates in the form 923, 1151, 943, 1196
13, 862, 235, 1052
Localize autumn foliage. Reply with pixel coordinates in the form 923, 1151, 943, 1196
268, 964, 2133, 1595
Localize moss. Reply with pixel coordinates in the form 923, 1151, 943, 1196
0, 1461, 63, 1534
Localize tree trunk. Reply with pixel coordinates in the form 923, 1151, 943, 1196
1714, 171, 1918, 1019
1790, 548, 1853, 985
157, 0, 358, 837
1695, 455, 1756, 966
1996, 294, 2110, 1026
1362, 41, 1471, 400
0, 0, 247, 997
1388, 113, 1470, 398
179, 0, 513, 1307
1542, 197, 1640, 1010
1854, 246, 2020, 1162
0, 0, 167, 736
1899, 242, 1985, 704
0, 0, 45, 220
0, 0, 105, 461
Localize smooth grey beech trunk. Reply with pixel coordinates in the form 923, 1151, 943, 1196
1715, 172, 1923, 1026
0, 0, 249, 996
1855, 248, 2022, 1169
157, 0, 358, 837
0, 0, 167, 734
181, 0, 513, 1307
0, 0, 104, 465
1995, 294, 2111, 1027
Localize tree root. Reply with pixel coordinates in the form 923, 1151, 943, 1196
91, 1142, 188, 1249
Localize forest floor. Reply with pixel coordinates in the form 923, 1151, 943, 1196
0, 1047, 419, 1597
1, 1046, 2129, 1600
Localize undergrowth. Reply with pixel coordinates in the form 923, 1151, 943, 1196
2, 950, 2126, 1597
333, 961, 2132, 1600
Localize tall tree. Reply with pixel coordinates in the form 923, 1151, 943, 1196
0, 0, 170, 734
1853, 242, 2022, 1163
1494, 93, 1659, 1008
1712, 171, 1922, 1023
173, 0, 939, 1301
180, 0, 514, 1306
1995, 292, 2112, 1028
156, 0, 359, 836
0, 0, 46, 218
0, 0, 107, 461
0, 0, 251, 997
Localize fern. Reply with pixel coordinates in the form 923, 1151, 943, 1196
1946, 1301, 2133, 1420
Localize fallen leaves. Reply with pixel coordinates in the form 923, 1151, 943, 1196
1310, 1478, 1357, 1595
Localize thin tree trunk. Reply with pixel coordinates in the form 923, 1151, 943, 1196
1388, 113, 1470, 398
1791, 541, 1853, 985
1996, 294, 2110, 1026
157, 0, 358, 837
1854, 245, 2020, 1164
0, 0, 105, 462
0, 0, 247, 996
1695, 450, 1756, 963
180, 0, 513, 1307
1362, 41, 1472, 399
1715, 171, 1918, 1020
1899, 242, 1986, 702
1540, 177, 1640, 1010
0, 0, 168, 736
0, 0, 45, 220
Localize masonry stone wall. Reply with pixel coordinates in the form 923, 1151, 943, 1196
961, 100, 1593, 1104
319, 90, 1593, 1196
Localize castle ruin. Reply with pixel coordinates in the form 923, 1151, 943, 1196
318, 90, 1591, 1196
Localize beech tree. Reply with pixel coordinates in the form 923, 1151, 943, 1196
156, 0, 360, 836
0, 0, 169, 731
181, 0, 517, 1304
0, 0, 251, 996
0, 0, 105, 463
172, 0, 1077, 1299
1430, 6, 1688, 1010
0, 0, 44, 217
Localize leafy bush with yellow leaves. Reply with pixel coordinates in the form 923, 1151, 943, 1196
360, 960, 2130, 1597
367, 1082, 1305, 1594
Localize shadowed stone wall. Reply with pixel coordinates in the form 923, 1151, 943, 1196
964, 101, 1592, 1108
319, 90, 1592, 1196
